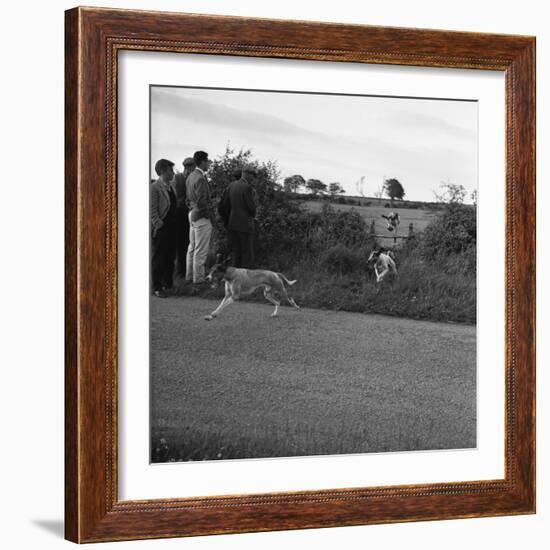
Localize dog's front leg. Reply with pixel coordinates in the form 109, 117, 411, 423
204, 295, 233, 320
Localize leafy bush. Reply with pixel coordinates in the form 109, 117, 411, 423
422, 204, 476, 261
321, 243, 364, 274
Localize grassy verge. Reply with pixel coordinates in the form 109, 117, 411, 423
172, 253, 475, 324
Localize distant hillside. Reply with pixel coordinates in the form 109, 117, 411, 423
302, 200, 437, 234
290, 192, 447, 211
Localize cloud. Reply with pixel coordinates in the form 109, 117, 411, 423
383, 108, 477, 140
150, 87, 477, 200
152, 88, 474, 161
152, 88, 326, 142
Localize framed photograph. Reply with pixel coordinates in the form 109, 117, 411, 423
65, 7, 535, 543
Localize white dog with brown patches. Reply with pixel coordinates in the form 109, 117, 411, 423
204, 256, 300, 320
367, 248, 398, 283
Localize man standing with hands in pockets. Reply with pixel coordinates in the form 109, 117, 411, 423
185, 151, 213, 285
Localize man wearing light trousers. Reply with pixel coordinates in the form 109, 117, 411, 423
185, 150, 213, 284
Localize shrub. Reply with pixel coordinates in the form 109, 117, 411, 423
257, 206, 310, 262
422, 204, 476, 260
321, 243, 364, 274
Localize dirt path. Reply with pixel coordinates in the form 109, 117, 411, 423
151, 296, 476, 460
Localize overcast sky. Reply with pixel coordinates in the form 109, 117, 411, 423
150, 86, 477, 202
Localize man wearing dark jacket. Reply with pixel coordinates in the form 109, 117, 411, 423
150, 158, 178, 297
219, 166, 258, 268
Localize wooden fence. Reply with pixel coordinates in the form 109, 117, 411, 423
370, 222, 415, 245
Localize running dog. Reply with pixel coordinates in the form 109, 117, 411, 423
204, 256, 300, 320
367, 248, 397, 283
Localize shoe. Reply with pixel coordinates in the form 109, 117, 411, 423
153, 289, 167, 298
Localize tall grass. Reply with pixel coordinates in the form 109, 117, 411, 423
275, 249, 475, 323
175, 243, 476, 324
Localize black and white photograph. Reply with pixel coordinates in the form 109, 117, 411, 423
149, 85, 477, 463
2, 0, 544, 546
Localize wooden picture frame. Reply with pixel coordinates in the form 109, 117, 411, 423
65, 6, 535, 543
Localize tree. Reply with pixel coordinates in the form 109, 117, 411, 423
208, 146, 282, 202
383, 178, 405, 201
328, 182, 345, 198
208, 146, 303, 263
434, 180, 467, 204
283, 174, 305, 193
306, 178, 327, 196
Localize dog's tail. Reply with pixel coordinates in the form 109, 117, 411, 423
277, 273, 297, 286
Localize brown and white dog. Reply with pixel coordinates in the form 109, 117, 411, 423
367, 248, 398, 283
381, 212, 400, 232
204, 256, 300, 320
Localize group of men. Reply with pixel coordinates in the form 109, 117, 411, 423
150, 150, 259, 297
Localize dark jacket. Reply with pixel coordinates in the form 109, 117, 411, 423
219, 178, 257, 233
150, 179, 176, 236
174, 172, 190, 209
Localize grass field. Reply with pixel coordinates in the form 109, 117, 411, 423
151, 297, 476, 463
303, 200, 438, 235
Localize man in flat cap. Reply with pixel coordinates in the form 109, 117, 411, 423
218, 165, 258, 268
173, 157, 195, 277
185, 151, 213, 284
150, 158, 178, 297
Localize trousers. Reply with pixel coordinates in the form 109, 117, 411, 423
175, 206, 190, 276
227, 230, 254, 268
186, 215, 212, 283
151, 224, 177, 291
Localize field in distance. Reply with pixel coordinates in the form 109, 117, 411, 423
302, 200, 438, 234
